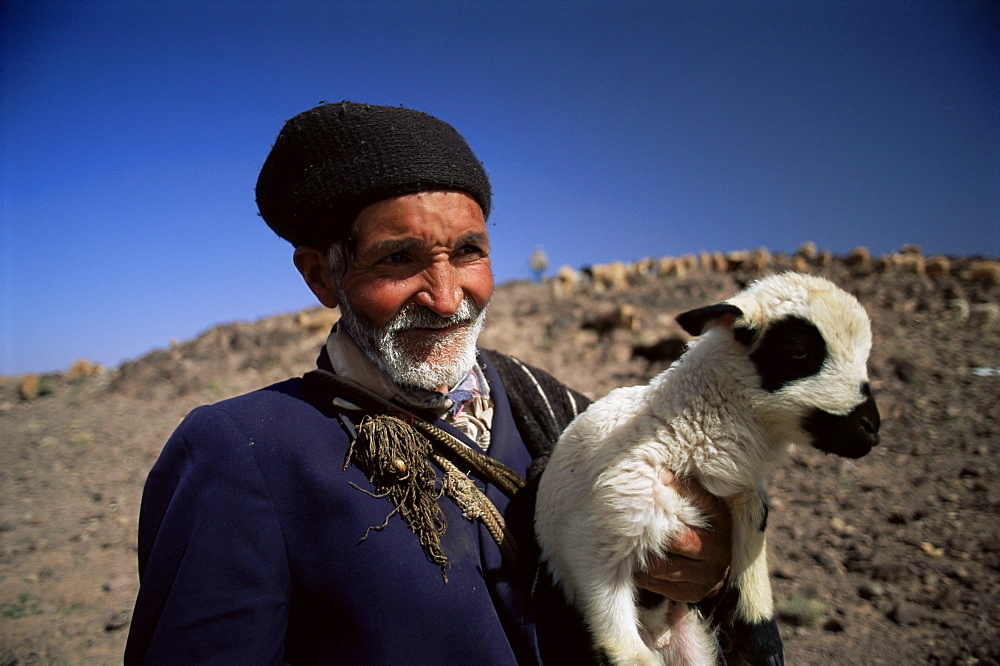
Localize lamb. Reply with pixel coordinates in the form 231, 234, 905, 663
535, 273, 880, 665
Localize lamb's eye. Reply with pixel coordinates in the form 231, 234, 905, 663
750, 315, 828, 391
788, 341, 809, 360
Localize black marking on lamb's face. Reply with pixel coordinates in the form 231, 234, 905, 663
733, 324, 756, 347
804, 383, 880, 459
748, 316, 827, 392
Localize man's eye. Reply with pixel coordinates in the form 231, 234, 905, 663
382, 252, 410, 264
457, 245, 487, 258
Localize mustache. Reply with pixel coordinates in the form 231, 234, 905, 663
386, 299, 480, 333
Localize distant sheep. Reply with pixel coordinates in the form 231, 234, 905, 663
536, 273, 880, 665
582, 304, 641, 339
873, 254, 892, 272
791, 254, 810, 273
724, 250, 749, 271
657, 256, 679, 278
19, 374, 40, 401
68, 358, 103, 380
924, 255, 951, 278
724, 247, 771, 273
871, 250, 937, 277
894, 252, 926, 276
845, 246, 872, 271
969, 303, 999, 329
703, 251, 727, 272
795, 241, 818, 262
551, 265, 582, 298
630, 257, 657, 281
678, 254, 698, 275
699, 251, 713, 271
297, 308, 341, 333
744, 247, 772, 272
586, 261, 630, 292
657, 255, 696, 279
631, 336, 687, 369
963, 260, 1000, 287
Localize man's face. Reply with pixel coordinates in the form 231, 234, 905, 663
330, 190, 494, 391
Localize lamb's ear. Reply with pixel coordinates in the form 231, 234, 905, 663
676, 303, 744, 336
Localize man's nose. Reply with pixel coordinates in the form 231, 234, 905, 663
414, 262, 464, 316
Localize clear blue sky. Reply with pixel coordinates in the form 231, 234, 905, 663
2, 0, 997, 375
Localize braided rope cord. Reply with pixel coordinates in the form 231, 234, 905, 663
433, 454, 520, 567
409, 417, 525, 498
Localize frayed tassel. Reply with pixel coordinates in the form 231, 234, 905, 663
347, 414, 450, 581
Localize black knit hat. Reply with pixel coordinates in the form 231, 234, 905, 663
255, 101, 492, 249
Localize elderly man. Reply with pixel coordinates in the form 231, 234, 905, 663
124, 102, 732, 664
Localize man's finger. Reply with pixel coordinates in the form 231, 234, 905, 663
644, 552, 721, 584
666, 471, 727, 518
669, 526, 707, 559
635, 573, 721, 604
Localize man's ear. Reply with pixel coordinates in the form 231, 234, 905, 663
293, 246, 340, 309
675, 303, 743, 336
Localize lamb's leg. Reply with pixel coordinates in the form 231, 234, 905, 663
658, 602, 718, 666
727, 489, 773, 623
713, 489, 783, 664
573, 460, 691, 665
577, 556, 661, 665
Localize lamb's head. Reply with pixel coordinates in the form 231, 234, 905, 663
676, 272, 879, 459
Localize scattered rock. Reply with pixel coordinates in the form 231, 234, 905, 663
812, 550, 842, 572
932, 586, 961, 611
771, 565, 797, 580
822, 617, 847, 633
979, 534, 1000, 553
887, 509, 910, 524
892, 359, 918, 383
859, 582, 885, 600
105, 610, 130, 632
919, 541, 945, 558
871, 560, 909, 583
888, 602, 924, 626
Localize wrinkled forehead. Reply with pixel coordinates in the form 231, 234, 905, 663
352, 191, 487, 238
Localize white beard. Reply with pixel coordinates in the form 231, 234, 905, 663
337, 295, 488, 391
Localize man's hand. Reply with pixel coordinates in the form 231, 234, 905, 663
635, 469, 732, 603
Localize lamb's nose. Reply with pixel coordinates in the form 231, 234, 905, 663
856, 384, 880, 445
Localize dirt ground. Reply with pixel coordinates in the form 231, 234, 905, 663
1, 253, 998, 664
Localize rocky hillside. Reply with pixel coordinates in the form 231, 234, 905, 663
1, 249, 998, 664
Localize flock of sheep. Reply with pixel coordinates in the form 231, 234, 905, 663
547, 242, 1000, 297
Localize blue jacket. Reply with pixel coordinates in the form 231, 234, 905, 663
124, 349, 585, 665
